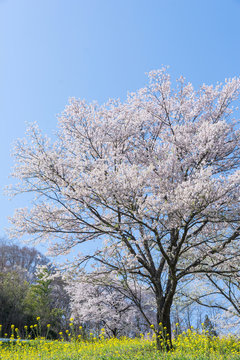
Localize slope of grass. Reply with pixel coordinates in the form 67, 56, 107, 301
1, 329, 240, 360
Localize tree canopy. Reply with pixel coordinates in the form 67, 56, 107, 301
9, 68, 240, 348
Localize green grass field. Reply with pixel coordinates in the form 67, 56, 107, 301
1, 329, 240, 360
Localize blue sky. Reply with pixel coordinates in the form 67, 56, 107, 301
1, 0, 240, 253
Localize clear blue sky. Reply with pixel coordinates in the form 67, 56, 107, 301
1, 0, 240, 252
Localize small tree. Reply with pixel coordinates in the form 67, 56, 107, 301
203, 315, 217, 337
9, 68, 240, 349
25, 266, 69, 337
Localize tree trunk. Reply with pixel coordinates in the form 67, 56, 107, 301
156, 305, 172, 351
154, 289, 174, 352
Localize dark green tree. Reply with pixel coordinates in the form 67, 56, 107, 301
24, 266, 69, 337
0, 270, 33, 336
203, 315, 218, 337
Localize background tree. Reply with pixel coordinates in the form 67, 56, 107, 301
0, 269, 31, 336
24, 265, 70, 338
0, 238, 48, 281
66, 273, 154, 338
203, 315, 218, 337
9, 68, 240, 349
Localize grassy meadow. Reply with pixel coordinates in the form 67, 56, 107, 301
1, 323, 240, 360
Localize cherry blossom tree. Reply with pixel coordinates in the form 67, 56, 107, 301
66, 274, 153, 337
9, 68, 240, 349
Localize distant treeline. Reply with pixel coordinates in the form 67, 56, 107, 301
0, 239, 70, 338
